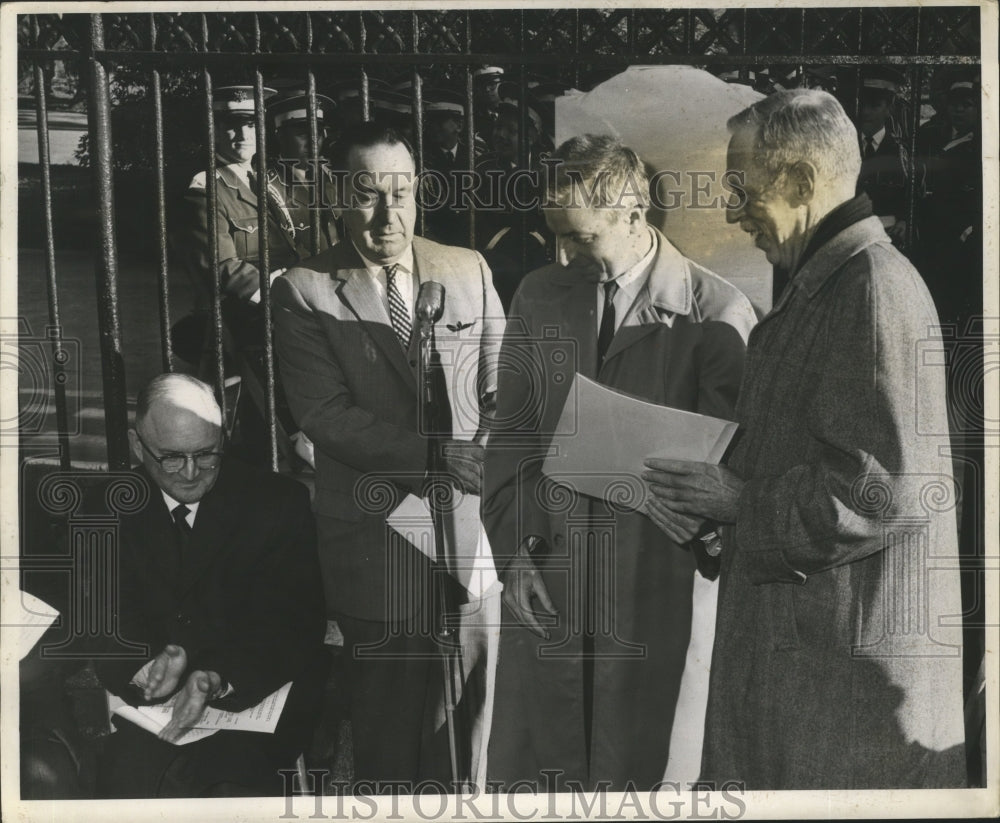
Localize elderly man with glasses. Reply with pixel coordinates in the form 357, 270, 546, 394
93, 373, 327, 797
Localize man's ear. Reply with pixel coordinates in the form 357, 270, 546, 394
627, 205, 646, 232
127, 429, 142, 466
786, 161, 818, 206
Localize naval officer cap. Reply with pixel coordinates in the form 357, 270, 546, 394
213, 85, 277, 119
268, 93, 337, 128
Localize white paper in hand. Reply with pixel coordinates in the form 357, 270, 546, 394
387, 493, 498, 599
541, 374, 738, 510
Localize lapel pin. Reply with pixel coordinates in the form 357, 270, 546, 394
446, 320, 477, 332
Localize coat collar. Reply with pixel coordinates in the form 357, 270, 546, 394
789, 216, 887, 300
547, 225, 692, 315
330, 240, 420, 391
216, 162, 258, 206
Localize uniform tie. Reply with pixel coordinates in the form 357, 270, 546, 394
384, 264, 412, 349
863, 135, 876, 158
597, 279, 620, 369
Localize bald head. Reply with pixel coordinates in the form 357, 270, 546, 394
130, 374, 224, 504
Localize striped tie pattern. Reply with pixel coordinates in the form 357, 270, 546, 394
384, 264, 412, 349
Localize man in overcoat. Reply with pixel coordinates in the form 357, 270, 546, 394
483, 134, 756, 791
644, 89, 967, 789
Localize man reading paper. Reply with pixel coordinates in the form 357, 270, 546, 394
483, 134, 755, 790
94, 374, 327, 797
644, 89, 967, 789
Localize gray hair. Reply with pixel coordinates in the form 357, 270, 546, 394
727, 89, 861, 187
546, 134, 650, 210
135, 373, 222, 429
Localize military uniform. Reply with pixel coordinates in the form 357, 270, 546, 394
856, 128, 910, 235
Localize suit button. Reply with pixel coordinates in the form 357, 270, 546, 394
553, 534, 565, 548
409, 359, 417, 367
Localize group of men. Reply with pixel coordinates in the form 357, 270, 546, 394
80, 81, 969, 798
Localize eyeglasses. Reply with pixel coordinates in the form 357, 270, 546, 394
135, 430, 223, 474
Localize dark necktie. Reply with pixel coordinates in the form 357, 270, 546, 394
597, 279, 620, 369
384, 264, 412, 349
863, 136, 876, 158
171, 503, 192, 567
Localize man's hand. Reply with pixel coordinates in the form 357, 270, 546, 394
439, 439, 484, 495
887, 220, 907, 244
500, 541, 557, 639
143, 644, 187, 701
644, 497, 706, 544
158, 670, 223, 744
642, 459, 745, 524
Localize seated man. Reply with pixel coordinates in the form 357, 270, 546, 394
94, 373, 327, 797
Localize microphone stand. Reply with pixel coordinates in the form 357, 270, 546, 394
419, 312, 469, 790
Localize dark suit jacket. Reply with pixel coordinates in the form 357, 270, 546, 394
272, 236, 505, 620
96, 461, 326, 716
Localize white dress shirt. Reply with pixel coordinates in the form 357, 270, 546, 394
596, 226, 657, 332
354, 242, 417, 323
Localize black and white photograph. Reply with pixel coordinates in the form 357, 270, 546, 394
1, 2, 996, 820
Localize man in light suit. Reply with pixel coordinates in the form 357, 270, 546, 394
95, 374, 327, 797
272, 122, 504, 788
483, 134, 755, 791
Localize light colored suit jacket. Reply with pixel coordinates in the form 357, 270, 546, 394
272, 236, 504, 619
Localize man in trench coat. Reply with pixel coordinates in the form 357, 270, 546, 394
483, 134, 756, 791
645, 89, 966, 789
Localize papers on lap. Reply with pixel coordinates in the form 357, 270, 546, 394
541, 374, 738, 510
106, 681, 292, 746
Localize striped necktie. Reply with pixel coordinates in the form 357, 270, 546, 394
384, 264, 412, 349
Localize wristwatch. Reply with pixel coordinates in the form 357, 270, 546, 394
699, 530, 723, 557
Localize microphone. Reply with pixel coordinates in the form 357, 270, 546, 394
416, 281, 445, 326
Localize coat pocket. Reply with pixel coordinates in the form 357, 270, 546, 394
229, 215, 260, 260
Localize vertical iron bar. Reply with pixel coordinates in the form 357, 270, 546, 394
253, 24, 279, 473
465, 13, 476, 249
305, 11, 322, 258
574, 10, 583, 88
151, 15, 173, 373
359, 13, 369, 122
85, 13, 129, 470
906, 64, 922, 254
200, 15, 226, 422
306, 68, 322, 257
518, 11, 529, 278
412, 11, 425, 237
32, 19, 71, 470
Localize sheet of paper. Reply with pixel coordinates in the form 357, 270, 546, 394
5, 590, 60, 661
541, 374, 739, 510
106, 681, 292, 746
387, 493, 498, 599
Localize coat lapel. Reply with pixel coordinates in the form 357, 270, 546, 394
600, 227, 688, 368
333, 247, 417, 392
173, 467, 240, 600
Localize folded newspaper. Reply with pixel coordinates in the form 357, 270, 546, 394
106, 680, 292, 746
541, 373, 738, 510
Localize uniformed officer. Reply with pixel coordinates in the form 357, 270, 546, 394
474, 85, 550, 310
176, 84, 314, 468
422, 87, 472, 247
854, 67, 911, 249
267, 91, 340, 257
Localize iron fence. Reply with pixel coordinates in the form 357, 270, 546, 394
16, 6, 983, 471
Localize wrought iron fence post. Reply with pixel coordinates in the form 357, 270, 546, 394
84, 13, 130, 470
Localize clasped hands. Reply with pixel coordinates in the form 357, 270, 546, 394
140, 644, 225, 744
641, 458, 744, 543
